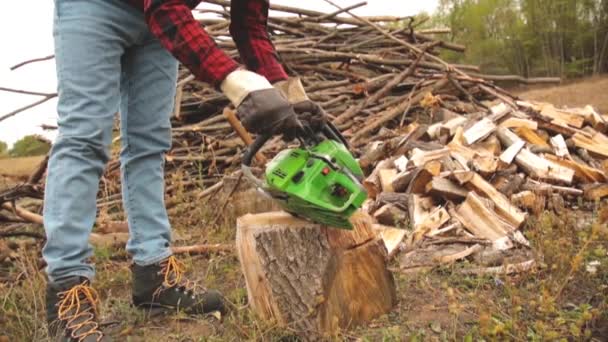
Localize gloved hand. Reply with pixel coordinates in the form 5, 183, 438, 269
274, 77, 328, 131
221, 69, 301, 140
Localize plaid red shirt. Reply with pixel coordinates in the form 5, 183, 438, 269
126, 0, 288, 86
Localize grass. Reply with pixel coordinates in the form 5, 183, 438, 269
1, 202, 607, 341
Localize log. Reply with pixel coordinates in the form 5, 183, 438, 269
235, 212, 396, 336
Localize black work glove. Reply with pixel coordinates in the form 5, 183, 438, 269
292, 100, 328, 132
220, 69, 302, 141
237, 88, 301, 141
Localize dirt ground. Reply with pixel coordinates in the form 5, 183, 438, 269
514, 76, 608, 114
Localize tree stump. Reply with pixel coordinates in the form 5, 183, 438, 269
236, 211, 397, 337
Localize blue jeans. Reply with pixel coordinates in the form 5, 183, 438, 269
43, 0, 178, 283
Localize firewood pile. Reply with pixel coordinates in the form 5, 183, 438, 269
1, 1, 604, 275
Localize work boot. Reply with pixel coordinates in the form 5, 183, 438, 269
131, 255, 226, 315
46, 277, 111, 342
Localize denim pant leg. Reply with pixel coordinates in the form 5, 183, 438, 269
119, 32, 178, 266
43, 0, 137, 283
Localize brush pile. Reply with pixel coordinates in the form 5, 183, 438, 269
2, 1, 605, 274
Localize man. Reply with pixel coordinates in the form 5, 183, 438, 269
45, 0, 324, 340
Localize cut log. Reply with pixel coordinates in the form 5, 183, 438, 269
452, 192, 514, 250
425, 177, 469, 201
463, 118, 496, 145
236, 212, 396, 336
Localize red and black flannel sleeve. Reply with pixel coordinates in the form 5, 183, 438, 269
229, 0, 288, 83
143, 0, 239, 86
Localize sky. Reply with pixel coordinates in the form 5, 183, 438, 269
0, 0, 438, 147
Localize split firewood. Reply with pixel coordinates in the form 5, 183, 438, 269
372, 224, 408, 258
549, 134, 570, 158
458, 172, 527, 228
463, 118, 496, 145
451, 192, 515, 251
514, 127, 550, 147
572, 132, 608, 158
497, 127, 575, 184
425, 177, 468, 201
539, 104, 585, 129
511, 191, 538, 210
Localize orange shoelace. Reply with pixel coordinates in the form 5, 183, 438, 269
56, 283, 104, 342
157, 256, 197, 294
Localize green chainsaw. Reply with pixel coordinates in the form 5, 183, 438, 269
241, 122, 367, 230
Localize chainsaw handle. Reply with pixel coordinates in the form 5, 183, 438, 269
242, 133, 272, 167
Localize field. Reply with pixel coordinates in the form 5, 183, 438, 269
514, 76, 608, 114
0, 155, 45, 179
1, 78, 608, 341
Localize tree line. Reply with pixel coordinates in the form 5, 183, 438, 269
431, 0, 608, 78
0, 135, 51, 158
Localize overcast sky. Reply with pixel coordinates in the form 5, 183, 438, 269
0, 1, 438, 147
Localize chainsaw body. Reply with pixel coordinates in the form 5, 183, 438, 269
241, 123, 367, 230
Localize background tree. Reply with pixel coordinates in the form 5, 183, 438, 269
431, 0, 608, 78
0, 140, 8, 158
9, 135, 51, 157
